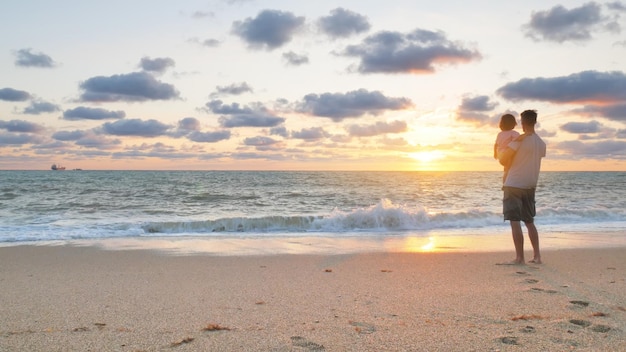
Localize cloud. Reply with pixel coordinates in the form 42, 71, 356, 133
0, 88, 31, 101
139, 57, 175, 73
187, 130, 231, 143
0, 132, 45, 145
560, 120, 602, 133
188, 37, 221, 47
177, 117, 201, 132
79, 72, 180, 102
52, 130, 88, 141
282, 51, 309, 66
243, 136, 281, 150
75, 134, 122, 149
460, 95, 498, 112
342, 28, 481, 74
291, 127, 329, 140
556, 139, 626, 157
14, 48, 57, 68
205, 100, 286, 127
347, 120, 407, 137
576, 103, 626, 122
318, 8, 371, 38
63, 106, 126, 120
231, 9, 305, 50
191, 11, 214, 19
202, 38, 221, 47
212, 82, 253, 96
101, 118, 173, 137
456, 95, 499, 126
297, 89, 413, 121
524, 2, 622, 43
270, 126, 289, 137
0, 119, 45, 133
496, 70, 626, 104
22, 101, 61, 115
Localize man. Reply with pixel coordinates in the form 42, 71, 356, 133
499, 110, 546, 265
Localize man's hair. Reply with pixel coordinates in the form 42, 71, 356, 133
521, 110, 537, 125
499, 114, 517, 131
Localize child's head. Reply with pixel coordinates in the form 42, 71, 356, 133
499, 114, 517, 131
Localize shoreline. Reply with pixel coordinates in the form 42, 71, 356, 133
1, 229, 624, 256
1, 244, 624, 351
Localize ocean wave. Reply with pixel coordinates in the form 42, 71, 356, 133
141, 199, 503, 234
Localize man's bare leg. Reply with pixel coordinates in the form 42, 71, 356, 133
525, 221, 541, 264
509, 220, 525, 264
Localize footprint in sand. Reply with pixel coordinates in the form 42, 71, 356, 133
291, 336, 325, 351
349, 321, 376, 334
530, 287, 558, 294
525, 278, 539, 284
569, 319, 592, 328
569, 300, 589, 307
498, 336, 519, 345
590, 324, 611, 333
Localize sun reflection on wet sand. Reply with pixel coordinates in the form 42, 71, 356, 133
21, 230, 625, 256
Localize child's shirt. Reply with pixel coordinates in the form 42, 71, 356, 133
495, 130, 520, 154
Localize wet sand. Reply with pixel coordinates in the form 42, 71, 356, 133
1, 244, 624, 351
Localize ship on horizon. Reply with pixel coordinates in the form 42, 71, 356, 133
51, 163, 66, 170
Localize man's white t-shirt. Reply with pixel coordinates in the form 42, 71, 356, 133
503, 133, 546, 189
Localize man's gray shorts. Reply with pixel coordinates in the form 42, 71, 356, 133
503, 187, 536, 223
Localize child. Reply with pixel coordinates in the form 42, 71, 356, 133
494, 114, 520, 181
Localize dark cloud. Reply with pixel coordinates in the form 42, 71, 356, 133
607, 1, 626, 11
282, 51, 309, 66
347, 120, 407, 137
220, 115, 285, 128
342, 28, 481, 74
270, 126, 289, 137
577, 103, 626, 122
187, 130, 231, 143
456, 95, 499, 126
101, 118, 173, 137
496, 70, 626, 104
213, 82, 253, 96
0, 132, 44, 145
177, 117, 201, 132
0, 88, 31, 101
318, 8, 371, 38
524, 2, 622, 43
561, 120, 602, 133
52, 130, 88, 141
14, 48, 57, 68
231, 9, 305, 50
63, 106, 126, 121
556, 139, 626, 157
460, 95, 497, 112
291, 127, 329, 140
243, 136, 281, 150
79, 72, 180, 102
22, 101, 60, 115
205, 100, 286, 127
297, 89, 413, 121
0, 119, 45, 133
139, 57, 175, 73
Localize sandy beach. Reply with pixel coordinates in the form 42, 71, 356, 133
1, 244, 624, 351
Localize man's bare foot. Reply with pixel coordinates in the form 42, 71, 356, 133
496, 260, 525, 266
528, 259, 542, 264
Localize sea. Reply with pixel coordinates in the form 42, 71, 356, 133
0, 171, 624, 255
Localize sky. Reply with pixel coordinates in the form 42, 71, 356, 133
1, 0, 625, 171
